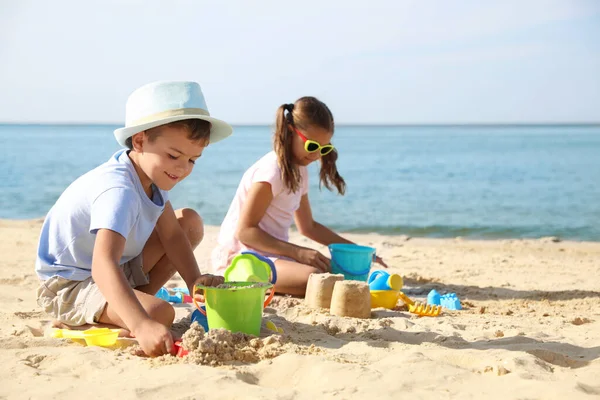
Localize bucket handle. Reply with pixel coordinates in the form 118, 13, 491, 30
193, 285, 275, 316
331, 259, 371, 276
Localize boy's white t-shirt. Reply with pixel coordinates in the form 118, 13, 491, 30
211, 151, 308, 273
35, 149, 169, 281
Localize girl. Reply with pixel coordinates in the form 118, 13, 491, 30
211, 97, 387, 296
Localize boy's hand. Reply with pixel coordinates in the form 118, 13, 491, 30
194, 274, 224, 288
134, 319, 174, 357
192, 274, 224, 303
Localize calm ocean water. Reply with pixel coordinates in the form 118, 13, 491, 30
1, 124, 599, 241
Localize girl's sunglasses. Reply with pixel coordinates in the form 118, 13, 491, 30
293, 127, 335, 156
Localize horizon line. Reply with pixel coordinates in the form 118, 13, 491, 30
1, 121, 600, 128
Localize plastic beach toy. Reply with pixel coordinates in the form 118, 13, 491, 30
369, 290, 442, 317
224, 251, 277, 284
368, 270, 403, 291
427, 289, 441, 305
328, 244, 376, 281
191, 306, 209, 332
156, 287, 192, 303
427, 289, 462, 310
173, 340, 188, 357
368, 271, 404, 309
265, 320, 284, 334
397, 292, 442, 317
370, 290, 402, 309
51, 328, 120, 347
193, 282, 274, 336
222, 251, 277, 306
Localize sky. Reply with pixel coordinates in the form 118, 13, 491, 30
1, 0, 599, 125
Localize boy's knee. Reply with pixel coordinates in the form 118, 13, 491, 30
149, 300, 176, 326
176, 208, 204, 248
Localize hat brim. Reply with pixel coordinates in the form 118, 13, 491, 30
113, 114, 232, 147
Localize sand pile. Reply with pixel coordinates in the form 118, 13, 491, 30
182, 323, 286, 366
150, 322, 288, 367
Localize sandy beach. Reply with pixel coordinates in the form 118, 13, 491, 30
0, 219, 598, 399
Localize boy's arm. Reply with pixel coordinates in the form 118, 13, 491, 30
155, 201, 219, 294
92, 229, 153, 331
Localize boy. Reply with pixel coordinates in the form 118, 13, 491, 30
35, 81, 232, 357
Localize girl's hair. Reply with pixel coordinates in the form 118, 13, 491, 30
274, 96, 346, 195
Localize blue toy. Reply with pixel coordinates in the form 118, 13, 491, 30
156, 287, 190, 303
427, 289, 441, 305
427, 289, 462, 310
328, 243, 376, 281
368, 270, 403, 291
191, 307, 209, 332
440, 293, 462, 310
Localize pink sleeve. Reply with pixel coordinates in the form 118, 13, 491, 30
252, 163, 283, 196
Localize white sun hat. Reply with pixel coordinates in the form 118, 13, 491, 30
113, 81, 232, 147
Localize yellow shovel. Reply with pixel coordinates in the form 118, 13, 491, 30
51, 328, 120, 347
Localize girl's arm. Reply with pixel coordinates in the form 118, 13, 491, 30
294, 194, 390, 268
236, 182, 330, 272
293, 194, 352, 246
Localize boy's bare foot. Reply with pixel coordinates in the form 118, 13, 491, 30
50, 320, 132, 337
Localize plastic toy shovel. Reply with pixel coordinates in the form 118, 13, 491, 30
51, 328, 120, 347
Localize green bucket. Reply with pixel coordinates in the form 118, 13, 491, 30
194, 282, 274, 336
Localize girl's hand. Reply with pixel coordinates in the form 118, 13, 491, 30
296, 248, 331, 272
374, 255, 389, 268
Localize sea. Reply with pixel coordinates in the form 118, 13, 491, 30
1, 124, 599, 241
